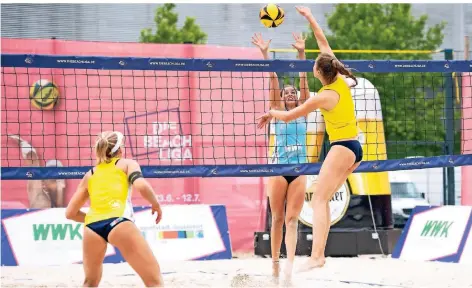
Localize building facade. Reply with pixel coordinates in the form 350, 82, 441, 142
2, 3, 471, 59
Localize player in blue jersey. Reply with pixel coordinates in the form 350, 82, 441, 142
252, 32, 310, 279
256, 6, 362, 273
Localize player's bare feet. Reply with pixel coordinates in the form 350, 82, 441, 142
296, 257, 326, 273
282, 260, 293, 285
272, 260, 280, 278
283, 260, 293, 277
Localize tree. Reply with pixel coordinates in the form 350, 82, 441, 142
140, 4, 207, 44
320, 4, 445, 61
304, 4, 448, 159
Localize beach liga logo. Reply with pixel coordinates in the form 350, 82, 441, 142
299, 175, 350, 227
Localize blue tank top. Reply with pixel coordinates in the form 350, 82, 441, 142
273, 117, 307, 164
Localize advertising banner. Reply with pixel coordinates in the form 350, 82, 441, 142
1, 205, 232, 266
392, 205, 472, 263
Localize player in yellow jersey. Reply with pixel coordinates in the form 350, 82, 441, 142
65, 131, 164, 287
257, 6, 363, 272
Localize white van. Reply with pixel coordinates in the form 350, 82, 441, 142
389, 170, 431, 227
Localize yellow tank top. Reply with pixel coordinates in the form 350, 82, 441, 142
318, 76, 358, 141
85, 158, 133, 225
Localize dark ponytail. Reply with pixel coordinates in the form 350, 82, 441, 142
332, 58, 358, 86
316, 53, 357, 87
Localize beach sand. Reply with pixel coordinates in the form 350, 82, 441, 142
2, 255, 472, 287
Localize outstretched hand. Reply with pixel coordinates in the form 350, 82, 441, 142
295, 6, 312, 18
152, 203, 162, 224
251, 32, 271, 54
256, 112, 273, 129
8, 134, 38, 160
292, 32, 307, 52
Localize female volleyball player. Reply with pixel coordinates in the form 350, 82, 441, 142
252, 32, 310, 278
257, 6, 362, 272
65, 131, 164, 287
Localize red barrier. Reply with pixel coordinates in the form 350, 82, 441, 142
1, 38, 268, 251
462, 73, 472, 205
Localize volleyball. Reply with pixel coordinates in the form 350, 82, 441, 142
29, 79, 59, 110
259, 4, 285, 28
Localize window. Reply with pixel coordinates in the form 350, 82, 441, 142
391, 182, 422, 199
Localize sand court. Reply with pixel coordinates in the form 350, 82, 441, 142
2, 255, 472, 288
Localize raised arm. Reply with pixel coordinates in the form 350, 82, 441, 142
252, 33, 282, 110
296, 6, 334, 58
296, 6, 357, 87
291, 32, 310, 105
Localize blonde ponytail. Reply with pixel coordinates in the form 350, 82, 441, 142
94, 131, 123, 165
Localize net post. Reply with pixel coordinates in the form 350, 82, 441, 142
444, 48, 454, 60
444, 48, 456, 205
465, 36, 470, 60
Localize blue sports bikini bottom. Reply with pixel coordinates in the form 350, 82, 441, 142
281, 140, 362, 185
330, 140, 363, 164
86, 217, 130, 242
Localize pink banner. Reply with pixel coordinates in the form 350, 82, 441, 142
1, 38, 268, 251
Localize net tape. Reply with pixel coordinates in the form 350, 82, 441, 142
2, 54, 472, 73
1, 54, 472, 180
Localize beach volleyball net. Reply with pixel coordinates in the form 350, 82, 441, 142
1, 54, 471, 180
